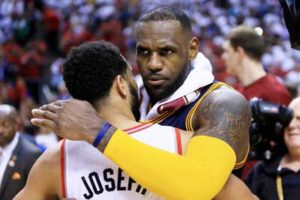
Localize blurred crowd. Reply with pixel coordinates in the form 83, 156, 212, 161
0, 1, 300, 199
0, 0, 299, 140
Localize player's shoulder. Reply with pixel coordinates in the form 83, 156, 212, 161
35, 140, 62, 168
213, 84, 245, 97
23, 140, 62, 195
203, 85, 249, 108
193, 83, 252, 137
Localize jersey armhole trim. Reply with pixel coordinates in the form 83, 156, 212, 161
175, 128, 182, 155
234, 144, 250, 169
60, 139, 67, 198
185, 82, 229, 131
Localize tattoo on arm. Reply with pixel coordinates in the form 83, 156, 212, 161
195, 88, 251, 159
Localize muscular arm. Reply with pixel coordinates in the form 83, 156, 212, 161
13, 144, 61, 200
194, 87, 251, 164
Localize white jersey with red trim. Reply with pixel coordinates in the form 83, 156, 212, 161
61, 123, 182, 200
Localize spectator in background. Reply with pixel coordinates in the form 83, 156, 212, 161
222, 25, 292, 106
20, 50, 43, 104
245, 96, 300, 200
222, 25, 292, 179
2, 0, 299, 105
41, 3, 60, 53
0, 104, 42, 200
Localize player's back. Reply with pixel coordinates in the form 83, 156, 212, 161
61, 123, 184, 200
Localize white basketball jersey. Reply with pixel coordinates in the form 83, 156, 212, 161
61, 123, 182, 200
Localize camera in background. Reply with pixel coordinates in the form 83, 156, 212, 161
249, 98, 293, 161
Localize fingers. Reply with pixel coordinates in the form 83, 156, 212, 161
31, 101, 70, 134
31, 118, 57, 131
50, 99, 71, 107
39, 103, 61, 112
32, 108, 57, 120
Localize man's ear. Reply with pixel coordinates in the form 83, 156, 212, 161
236, 46, 245, 57
188, 37, 199, 60
116, 75, 127, 98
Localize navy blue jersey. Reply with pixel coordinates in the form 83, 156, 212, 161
141, 81, 248, 173
158, 82, 214, 130
142, 81, 227, 132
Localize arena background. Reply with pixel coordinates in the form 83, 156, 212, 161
0, 0, 299, 137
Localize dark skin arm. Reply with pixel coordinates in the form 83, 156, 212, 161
214, 174, 259, 200
193, 87, 251, 163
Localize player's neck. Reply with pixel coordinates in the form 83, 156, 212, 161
103, 112, 139, 130
239, 59, 266, 86
286, 148, 300, 160
97, 102, 140, 130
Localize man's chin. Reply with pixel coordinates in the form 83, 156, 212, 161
150, 91, 173, 103
146, 81, 183, 102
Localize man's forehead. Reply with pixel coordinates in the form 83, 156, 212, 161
0, 107, 16, 122
223, 40, 230, 48
136, 20, 182, 34
223, 40, 234, 51
135, 21, 186, 47
289, 98, 300, 110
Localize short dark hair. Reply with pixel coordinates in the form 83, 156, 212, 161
227, 25, 265, 61
63, 41, 128, 104
137, 6, 192, 37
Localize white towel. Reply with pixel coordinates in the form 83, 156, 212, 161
137, 52, 214, 120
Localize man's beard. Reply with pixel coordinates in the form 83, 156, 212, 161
147, 62, 191, 103
129, 83, 141, 121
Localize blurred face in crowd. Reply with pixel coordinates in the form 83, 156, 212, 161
135, 20, 197, 103
284, 98, 300, 151
222, 40, 241, 76
0, 105, 18, 147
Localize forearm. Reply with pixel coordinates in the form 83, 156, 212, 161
213, 175, 257, 200
99, 129, 236, 199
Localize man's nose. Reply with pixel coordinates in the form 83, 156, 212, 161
148, 52, 163, 71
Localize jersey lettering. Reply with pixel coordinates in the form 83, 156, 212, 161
64, 124, 177, 199
81, 168, 147, 199
103, 168, 115, 191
